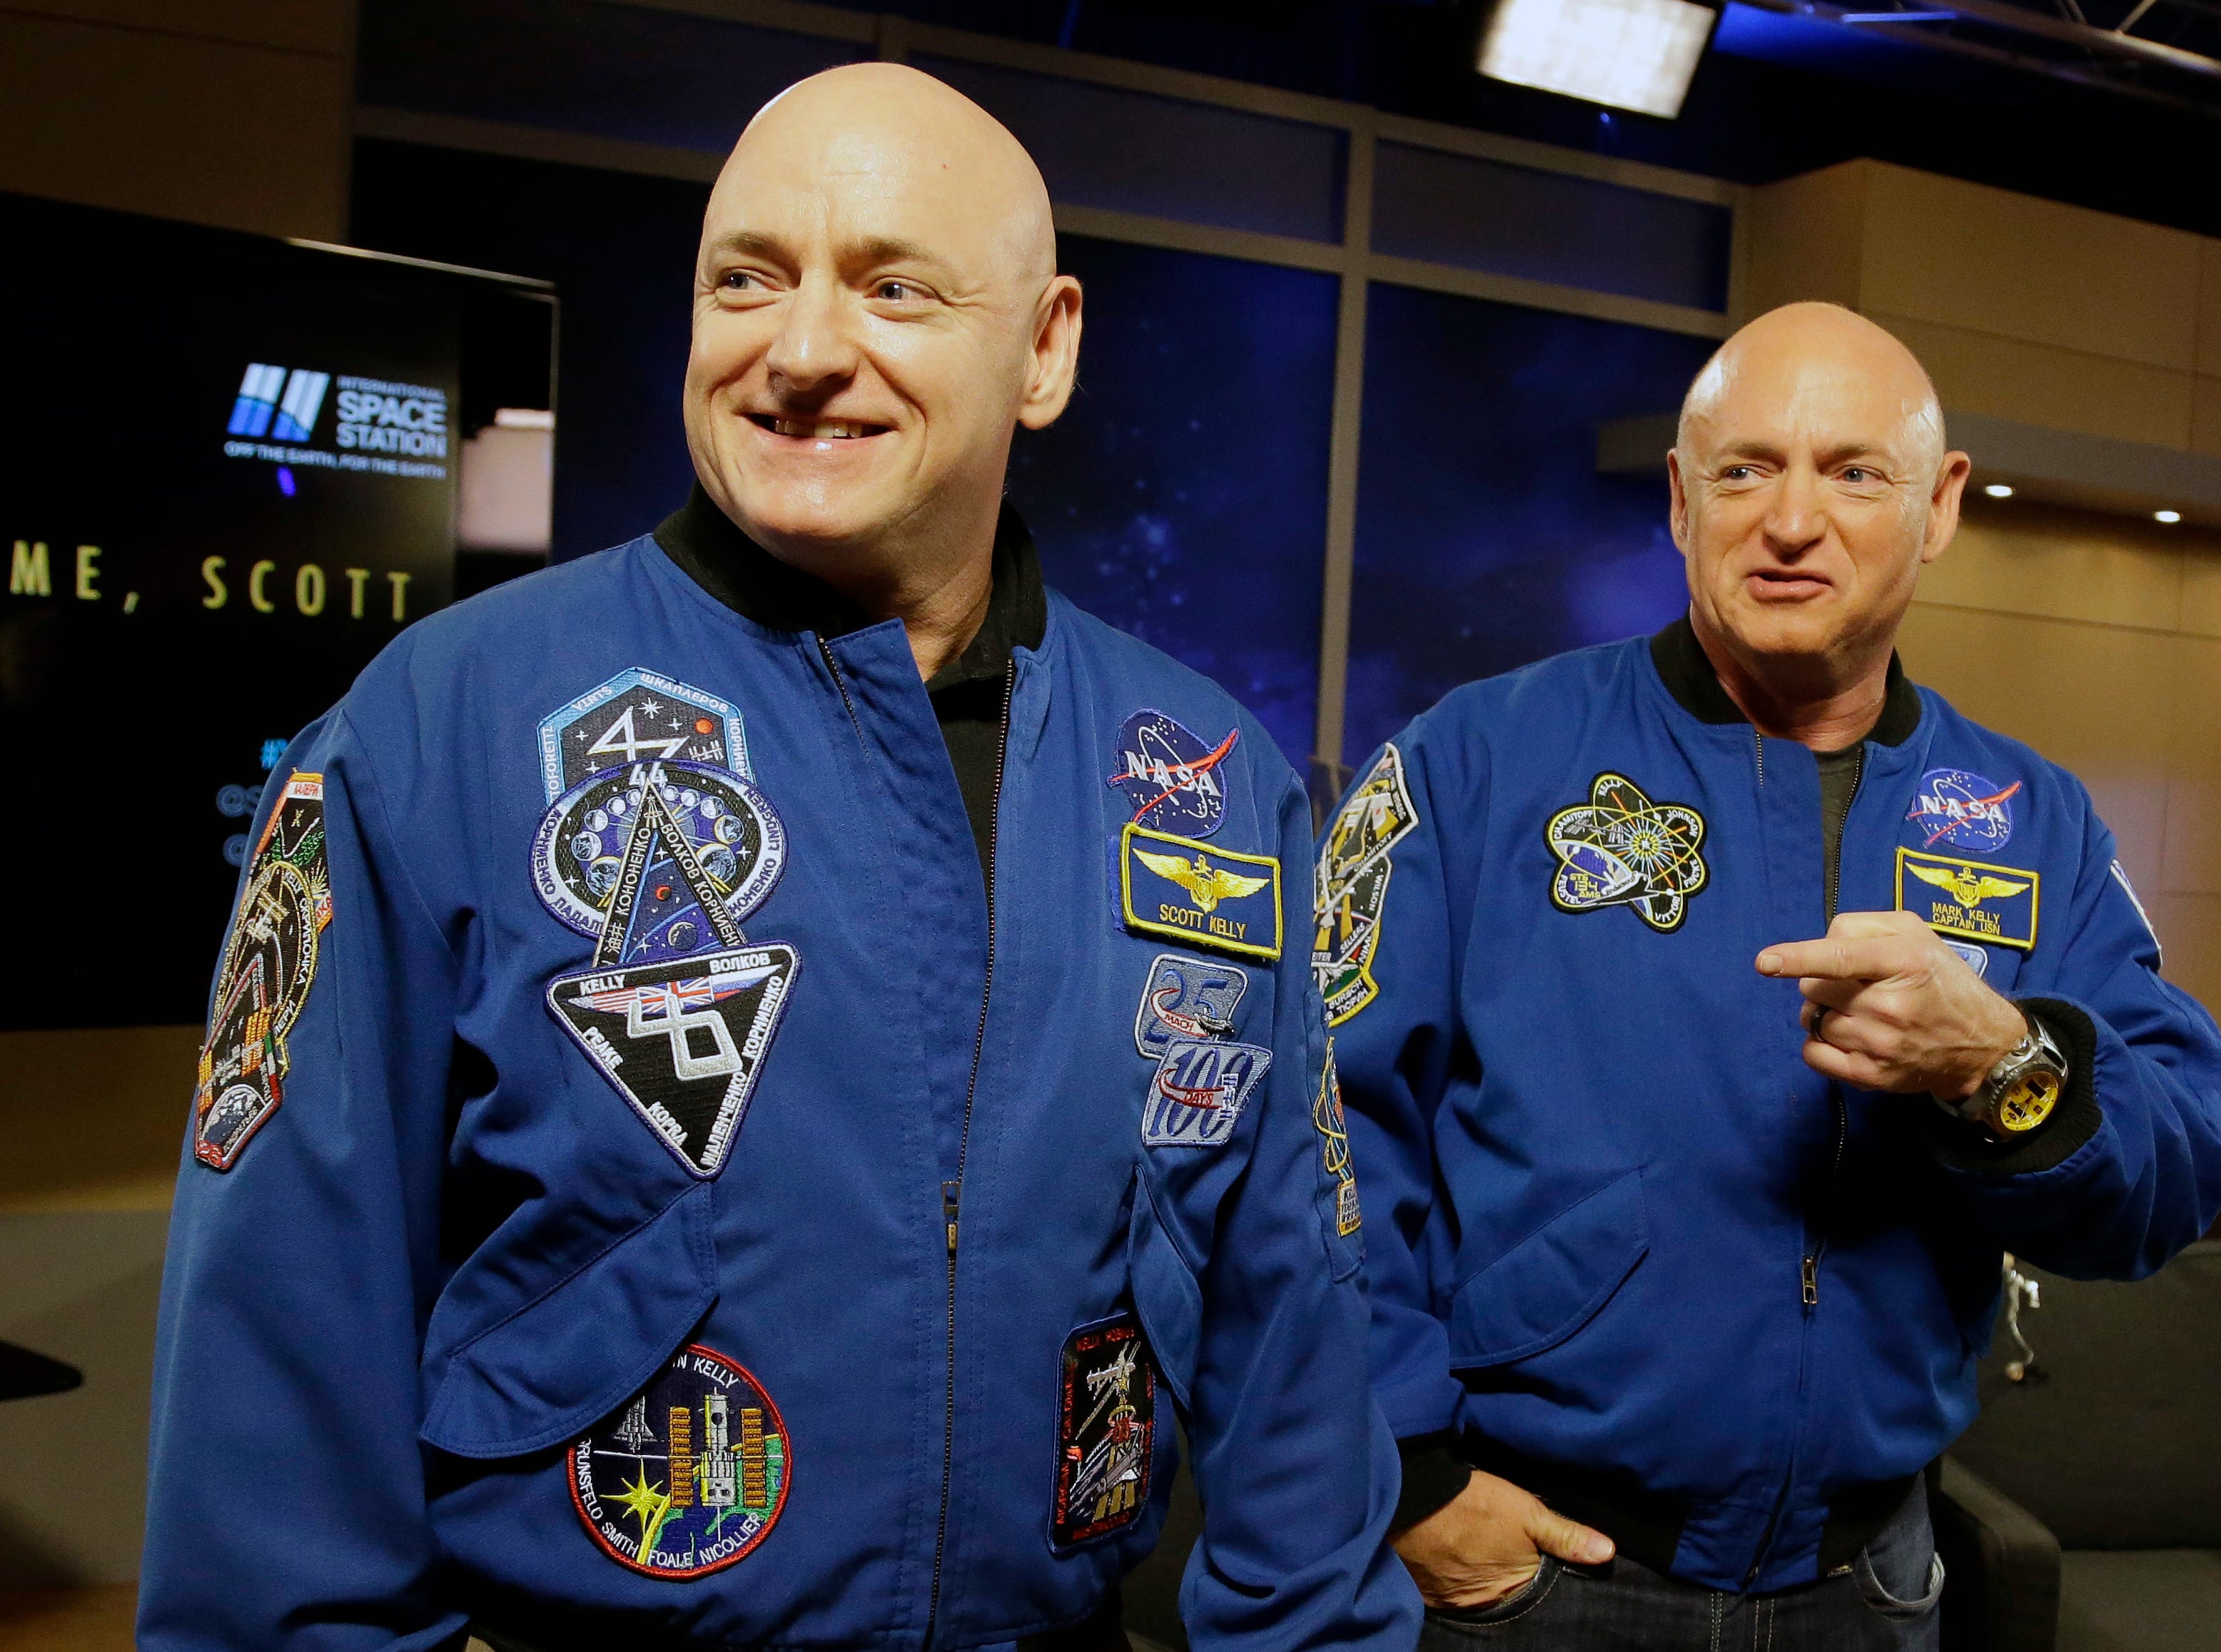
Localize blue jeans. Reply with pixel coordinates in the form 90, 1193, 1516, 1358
1418, 1485, 1943, 1652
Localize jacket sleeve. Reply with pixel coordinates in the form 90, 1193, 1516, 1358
1174, 772, 1422, 1652
1312, 729, 1471, 1447
1931, 806, 2221, 1280
139, 709, 470, 1651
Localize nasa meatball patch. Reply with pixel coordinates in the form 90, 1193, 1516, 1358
570, 1343, 790, 1578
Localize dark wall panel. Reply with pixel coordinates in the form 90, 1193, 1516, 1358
360, 0, 861, 152
1013, 234, 1337, 769
1344, 285, 1715, 763
352, 139, 707, 562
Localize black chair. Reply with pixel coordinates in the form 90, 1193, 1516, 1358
1936, 1240, 2221, 1652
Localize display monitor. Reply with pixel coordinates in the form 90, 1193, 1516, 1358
0, 192, 555, 1029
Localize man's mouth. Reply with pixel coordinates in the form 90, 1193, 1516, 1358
748, 415, 889, 440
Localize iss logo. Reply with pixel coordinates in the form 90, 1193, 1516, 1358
1908, 768, 2020, 853
570, 1343, 790, 1578
1108, 710, 1238, 837
228, 363, 330, 442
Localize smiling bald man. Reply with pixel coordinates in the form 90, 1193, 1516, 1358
1317, 302, 2221, 1649
142, 66, 1418, 1652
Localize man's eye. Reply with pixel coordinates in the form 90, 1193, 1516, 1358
1721, 465, 1755, 482
875, 280, 916, 301
1841, 467, 1876, 484
720, 270, 760, 291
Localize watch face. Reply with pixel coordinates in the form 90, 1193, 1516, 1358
1995, 1069, 2062, 1133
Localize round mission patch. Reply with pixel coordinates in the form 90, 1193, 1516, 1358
532, 759, 786, 941
569, 1344, 791, 1579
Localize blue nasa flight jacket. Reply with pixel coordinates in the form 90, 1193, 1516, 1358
1317, 618, 2221, 1595
141, 505, 1419, 1651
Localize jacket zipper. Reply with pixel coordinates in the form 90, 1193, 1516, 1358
1804, 743, 1863, 1309
924, 659, 1015, 1648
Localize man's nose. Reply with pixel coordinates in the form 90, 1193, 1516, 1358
764, 273, 860, 395
1764, 464, 1827, 557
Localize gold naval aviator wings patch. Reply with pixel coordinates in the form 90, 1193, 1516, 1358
1896, 846, 2040, 951
1120, 822, 1282, 960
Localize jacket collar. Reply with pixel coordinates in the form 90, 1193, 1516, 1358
1649, 613, 1921, 748
653, 485, 1048, 685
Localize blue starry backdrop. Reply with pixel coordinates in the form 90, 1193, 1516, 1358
1342, 288, 1717, 766
1010, 236, 1337, 771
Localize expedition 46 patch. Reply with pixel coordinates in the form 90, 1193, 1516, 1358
547, 945, 799, 1178
1051, 1313, 1155, 1551
194, 772, 332, 1171
570, 1343, 789, 1578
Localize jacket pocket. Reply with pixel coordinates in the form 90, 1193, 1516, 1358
420, 1180, 719, 1459
1448, 1167, 1649, 1369
1127, 1173, 1203, 1411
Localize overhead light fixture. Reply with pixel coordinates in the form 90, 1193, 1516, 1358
1476, 0, 1720, 119
1983, 483, 2014, 499
2155, 510, 2183, 524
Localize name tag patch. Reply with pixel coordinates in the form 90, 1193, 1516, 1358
1142, 1036, 1271, 1148
1119, 823, 1281, 960
1897, 847, 2039, 951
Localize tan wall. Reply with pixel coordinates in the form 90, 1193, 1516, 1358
1744, 158, 2221, 1015
1899, 498, 2221, 1013
0, 1, 355, 240
1740, 158, 2221, 459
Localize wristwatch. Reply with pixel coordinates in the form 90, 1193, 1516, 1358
1938, 1011, 2068, 1138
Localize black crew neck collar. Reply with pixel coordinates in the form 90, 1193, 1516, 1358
1648, 613, 1921, 749
652, 485, 1048, 684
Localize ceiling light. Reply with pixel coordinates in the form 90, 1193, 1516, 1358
1983, 484, 2013, 498
1476, 0, 1719, 118
2156, 510, 2183, 524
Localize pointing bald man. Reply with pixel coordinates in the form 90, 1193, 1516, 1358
143, 66, 1418, 1651
1318, 301, 2221, 1648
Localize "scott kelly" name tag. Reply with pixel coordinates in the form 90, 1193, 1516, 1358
1118, 823, 1282, 961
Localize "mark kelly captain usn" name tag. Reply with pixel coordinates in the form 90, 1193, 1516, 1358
1896, 846, 2040, 951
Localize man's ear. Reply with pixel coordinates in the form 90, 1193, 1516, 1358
1018, 275, 1083, 431
1666, 447, 1692, 558
1921, 450, 1972, 566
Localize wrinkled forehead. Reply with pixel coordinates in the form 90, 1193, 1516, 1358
704, 108, 1035, 283
1686, 342, 1940, 461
